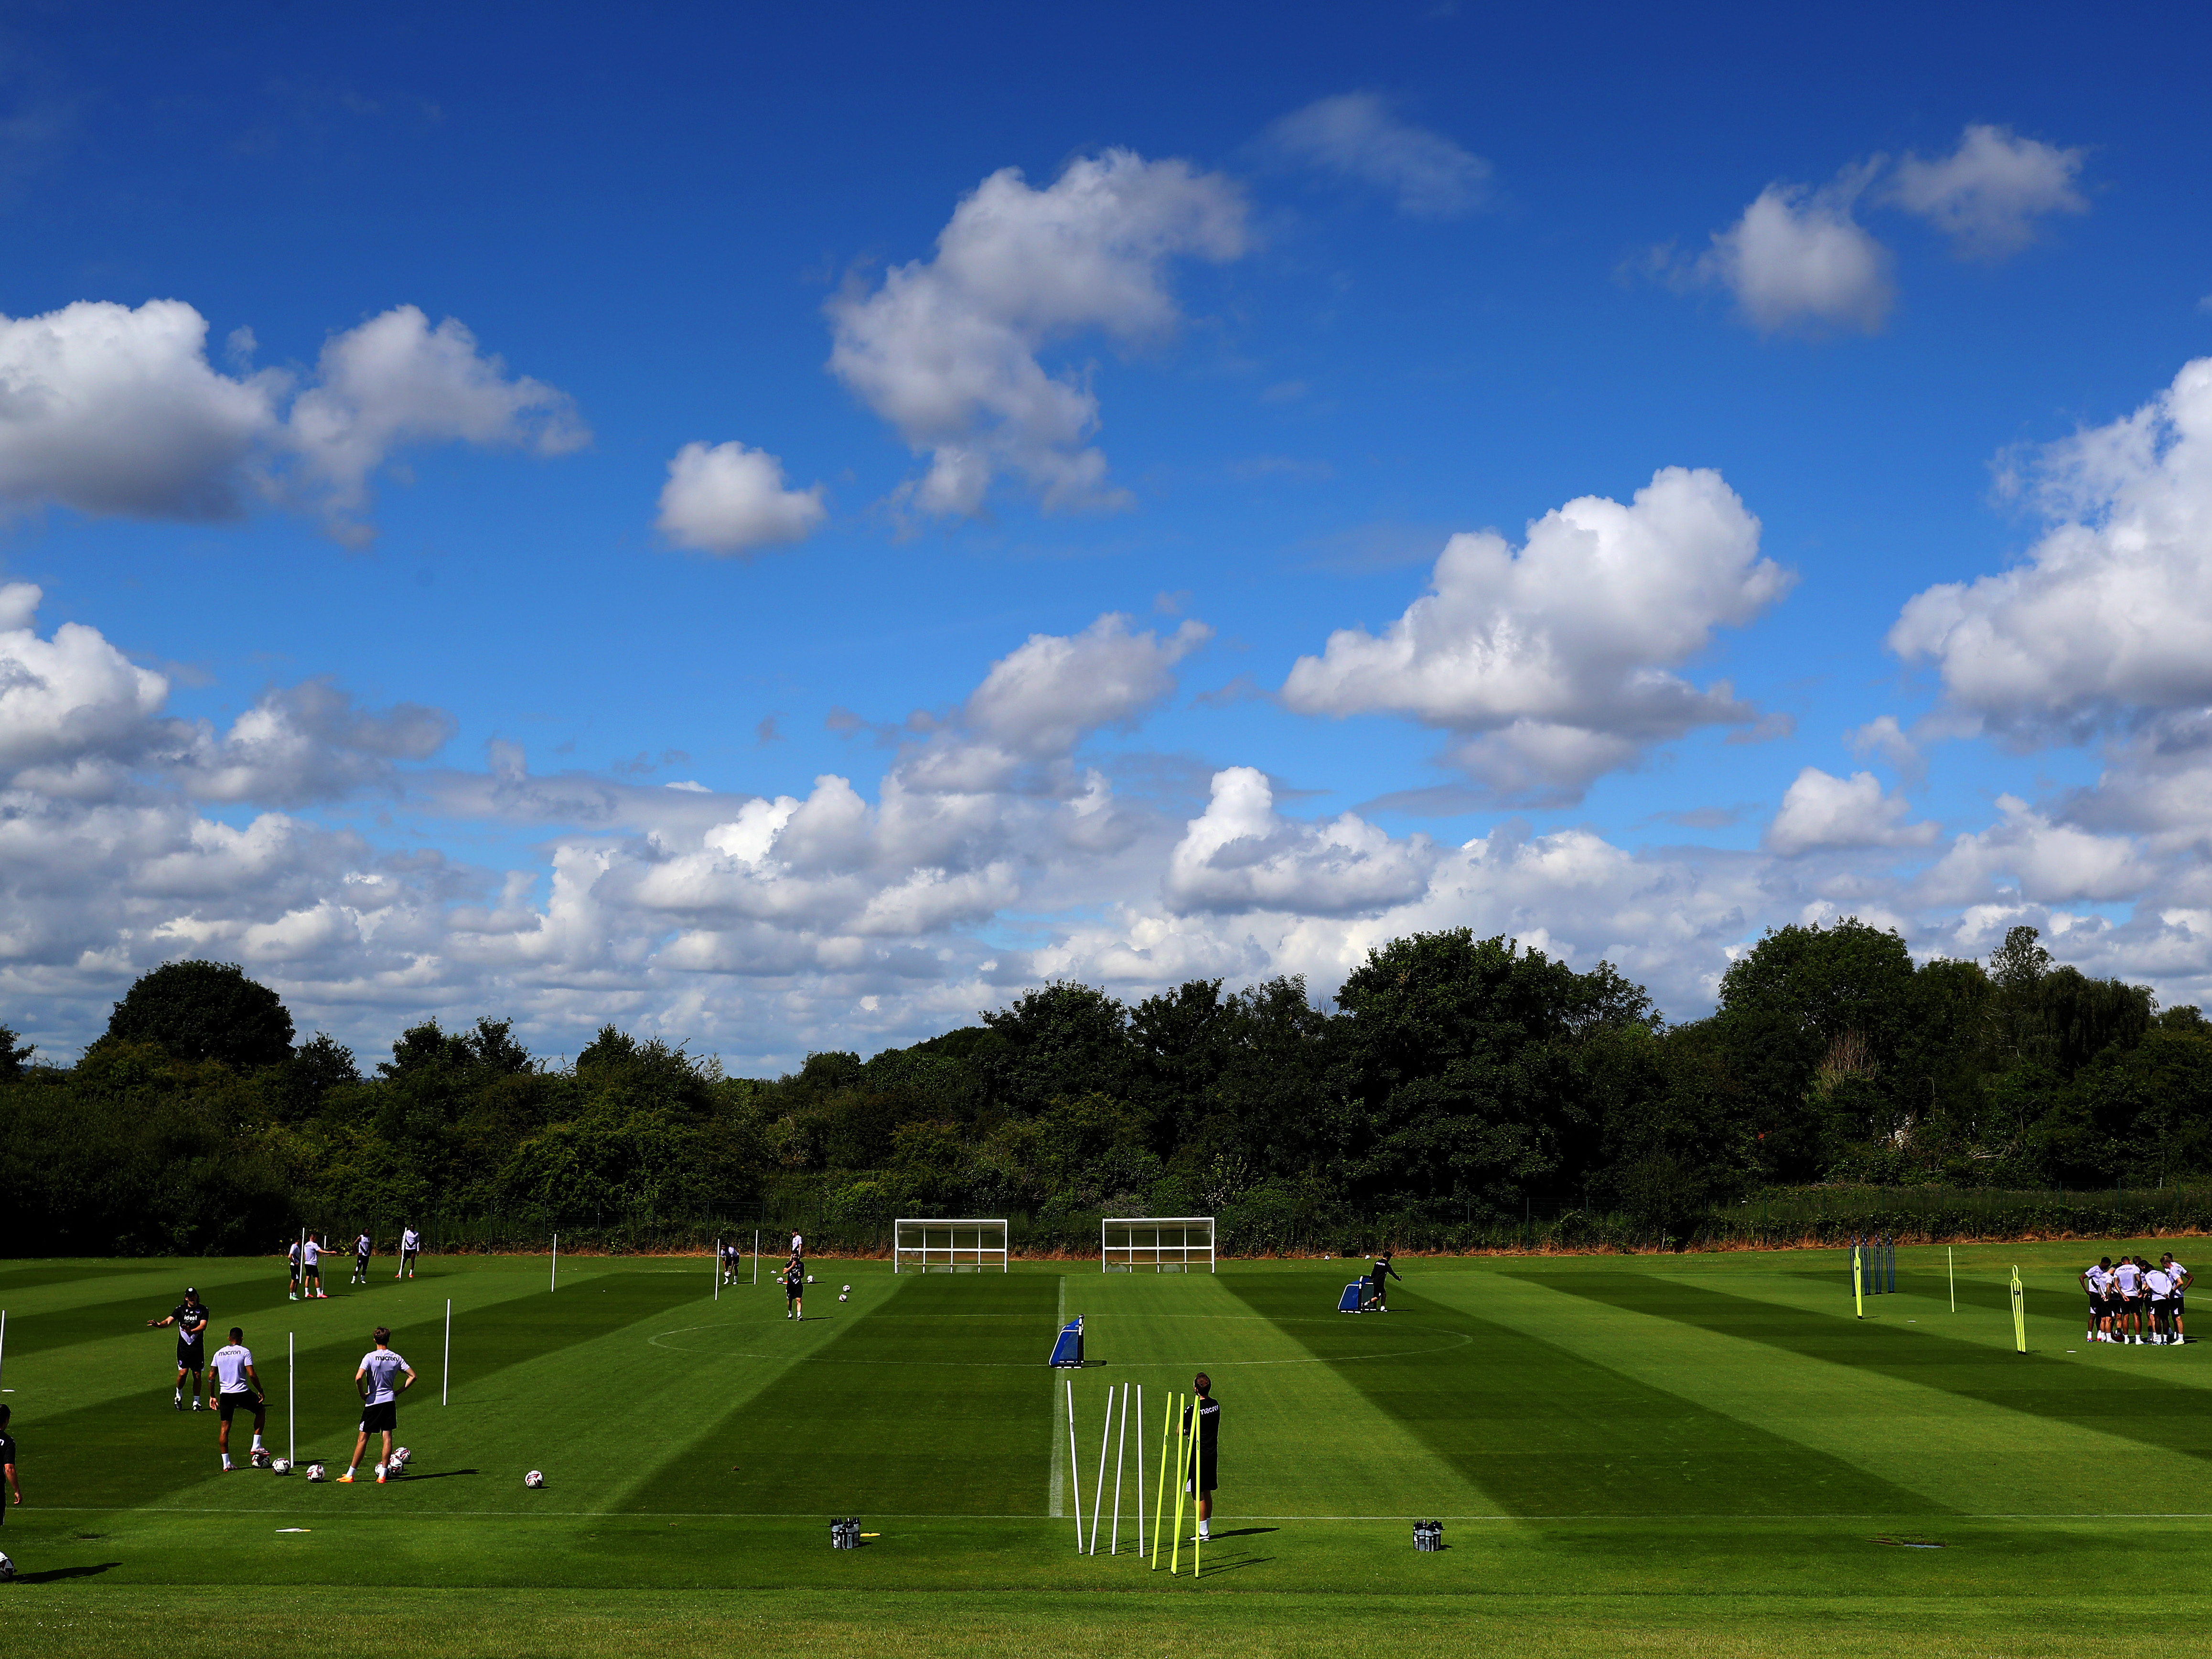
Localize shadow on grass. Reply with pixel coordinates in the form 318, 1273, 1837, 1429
394, 1470, 478, 1482
15, 1563, 121, 1583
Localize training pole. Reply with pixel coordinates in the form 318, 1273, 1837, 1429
1065, 1378, 1084, 1552
443, 1298, 452, 1405
287, 1331, 296, 1465
2011, 1265, 2028, 1353
713, 1237, 720, 1302
1153, 1390, 1172, 1568
550, 1233, 558, 1292
0, 1308, 7, 1393
1949, 1246, 1956, 1313
1111, 1377, 1129, 1554
1170, 1395, 1188, 1575
1089, 1382, 1113, 1554
1134, 1382, 1146, 1558
1853, 1245, 1864, 1317
753, 1230, 759, 1285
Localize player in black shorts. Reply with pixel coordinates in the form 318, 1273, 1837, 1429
351, 1232, 372, 1286
149, 1287, 212, 1410
1182, 1373, 1221, 1542
1364, 1252, 1402, 1312
783, 1257, 805, 1320
0, 1403, 20, 1524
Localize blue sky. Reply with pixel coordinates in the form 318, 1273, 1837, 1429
6, 0, 2212, 1068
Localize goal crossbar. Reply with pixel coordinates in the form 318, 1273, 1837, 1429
1102, 1216, 1215, 1274
893, 1217, 1009, 1273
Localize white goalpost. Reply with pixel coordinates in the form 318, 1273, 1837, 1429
1102, 1216, 1215, 1273
893, 1217, 1009, 1273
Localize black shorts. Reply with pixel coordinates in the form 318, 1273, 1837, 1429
217, 1391, 263, 1421
178, 1341, 205, 1369
1186, 1445, 1219, 1493
360, 1400, 397, 1434
2089, 1296, 2105, 1318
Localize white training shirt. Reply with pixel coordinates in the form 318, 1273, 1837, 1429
212, 1343, 255, 1395
302, 1239, 321, 1266
790, 1232, 803, 1255
401, 1229, 420, 1252
2169, 1260, 2189, 1289
359, 1348, 410, 1405
355, 1233, 370, 1255
2115, 1262, 2142, 1294
2147, 1269, 2173, 1298
2086, 1266, 2111, 1294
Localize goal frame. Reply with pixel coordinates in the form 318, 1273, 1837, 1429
1102, 1215, 1215, 1274
893, 1217, 1009, 1273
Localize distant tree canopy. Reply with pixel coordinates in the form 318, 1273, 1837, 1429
6, 922, 2211, 1255
104, 960, 295, 1070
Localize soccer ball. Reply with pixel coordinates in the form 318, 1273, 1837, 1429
0, 1552, 14, 1582
270, 1457, 292, 1476
374, 1462, 388, 1479
525, 1469, 545, 1489
391, 1446, 411, 1467
306, 1462, 327, 1482
838, 1294, 848, 1302
842, 1284, 851, 1293
806, 1274, 814, 1284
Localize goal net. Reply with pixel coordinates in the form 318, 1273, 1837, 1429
1102, 1216, 1215, 1273
893, 1217, 1009, 1273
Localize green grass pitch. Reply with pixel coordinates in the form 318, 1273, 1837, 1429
5, 1243, 2212, 1656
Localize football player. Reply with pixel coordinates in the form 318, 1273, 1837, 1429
397, 1225, 421, 1279
351, 1231, 373, 1285
783, 1256, 805, 1321
210, 1327, 269, 1469
148, 1286, 211, 1409
343, 1327, 417, 1484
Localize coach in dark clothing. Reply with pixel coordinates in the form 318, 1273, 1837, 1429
1367, 1252, 1402, 1310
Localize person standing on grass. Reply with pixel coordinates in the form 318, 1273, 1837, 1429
2166, 1253, 2191, 1343
342, 1327, 416, 1484
352, 1231, 373, 1286
2146, 1261, 2176, 1344
288, 1235, 304, 1301
0, 1405, 20, 1558
397, 1226, 421, 1280
303, 1234, 326, 1299
790, 1230, 804, 1262
211, 1327, 269, 1470
2113, 1255, 2144, 1342
783, 1256, 805, 1320
1182, 1373, 1220, 1542
1366, 1252, 1402, 1312
149, 1286, 211, 1410
2082, 1258, 2114, 1342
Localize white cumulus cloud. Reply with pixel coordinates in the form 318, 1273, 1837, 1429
1281, 466, 1791, 801
1887, 124, 2087, 260
1694, 168, 1895, 334
656, 440, 827, 555
1920, 796, 2150, 906
0, 299, 583, 542
1765, 767, 1938, 856
1165, 767, 1436, 916
827, 149, 1248, 518
965, 612, 1211, 759
1890, 357, 2212, 738
1262, 92, 1491, 219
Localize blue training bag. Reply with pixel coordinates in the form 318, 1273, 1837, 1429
1338, 1281, 1366, 1313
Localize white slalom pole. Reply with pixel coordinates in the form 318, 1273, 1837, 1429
1090, 1382, 1112, 1554
550, 1232, 558, 1292
1111, 1375, 1128, 1554
713, 1237, 720, 1302
0, 1308, 8, 1393
1134, 1383, 1145, 1558
753, 1230, 759, 1285
442, 1299, 451, 1406
1065, 1378, 1083, 1552
287, 1332, 296, 1465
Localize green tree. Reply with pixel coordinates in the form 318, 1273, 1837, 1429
105, 960, 295, 1070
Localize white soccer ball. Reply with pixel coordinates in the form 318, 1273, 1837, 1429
391, 1445, 410, 1466
806, 1274, 814, 1283
525, 1469, 545, 1489
842, 1284, 851, 1292
271, 1457, 292, 1476
0, 1551, 13, 1582
306, 1462, 327, 1482
838, 1293, 848, 1302
374, 1462, 388, 1479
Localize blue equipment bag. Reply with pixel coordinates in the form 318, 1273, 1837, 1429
1049, 1316, 1084, 1367
1338, 1281, 1366, 1313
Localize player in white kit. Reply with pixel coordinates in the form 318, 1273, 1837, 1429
343, 1327, 417, 1484
210, 1327, 269, 1469
303, 1235, 327, 1298
2081, 1258, 2114, 1342
397, 1227, 421, 1279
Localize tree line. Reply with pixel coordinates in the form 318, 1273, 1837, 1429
3, 920, 2210, 1256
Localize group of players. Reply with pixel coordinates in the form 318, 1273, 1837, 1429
720, 1230, 818, 1319
284, 1226, 425, 1299
2081, 1252, 2192, 1344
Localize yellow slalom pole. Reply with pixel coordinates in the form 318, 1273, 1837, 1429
1949, 1245, 1956, 1313
2011, 1265, 2027, 1353
1853, 1245, 1864, 1318
1191, 1412, 1203, 1583
1170, 1395, 1188, 1575
1152, 1391, 1171, 1569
